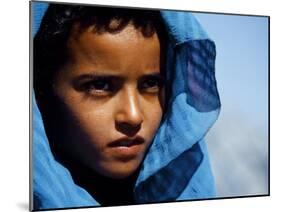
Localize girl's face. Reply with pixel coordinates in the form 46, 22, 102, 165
53, 23, 164, 179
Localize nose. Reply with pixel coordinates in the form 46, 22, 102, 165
115, 88, 143, 136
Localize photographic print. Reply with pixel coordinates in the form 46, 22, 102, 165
30, 1, 269, 210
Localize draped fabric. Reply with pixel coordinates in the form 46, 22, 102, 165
31, 2, 220, 210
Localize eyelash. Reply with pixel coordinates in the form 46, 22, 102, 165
139, 77, 164, 93
82, 78, 113, 94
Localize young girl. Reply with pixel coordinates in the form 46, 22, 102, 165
32, 2, 221, 210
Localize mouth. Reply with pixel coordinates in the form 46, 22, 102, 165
107, 136, 146, 160
108, 136, 145, 148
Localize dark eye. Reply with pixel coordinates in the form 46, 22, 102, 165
139, 76, 164, 93
143, 79, 159, 88
82, 78, 112, 94
88, 80, 110, 91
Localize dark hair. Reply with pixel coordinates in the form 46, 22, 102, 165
33, 4, 166, 103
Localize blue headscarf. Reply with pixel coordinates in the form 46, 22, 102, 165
32, 2, 220, 210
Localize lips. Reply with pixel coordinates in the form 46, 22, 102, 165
108, 136, 145, 148
107, 136, 145, 160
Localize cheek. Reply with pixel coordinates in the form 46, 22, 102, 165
143, 100, 163, 139
57, 95, 114, 150
59, 101, 119, 173
72, 104, 113, 141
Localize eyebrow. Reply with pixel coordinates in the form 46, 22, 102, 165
72, 73, 121, 82
72, 72, 163, 82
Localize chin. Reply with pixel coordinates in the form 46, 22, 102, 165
97, 160, 141, 179
107, 171, 135, 179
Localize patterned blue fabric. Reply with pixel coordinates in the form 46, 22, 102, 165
32, 95, 98, 209
31, 2, 48, 37
32, 2, 220, 210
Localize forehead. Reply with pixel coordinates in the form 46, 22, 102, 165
66, 23, 161, 74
